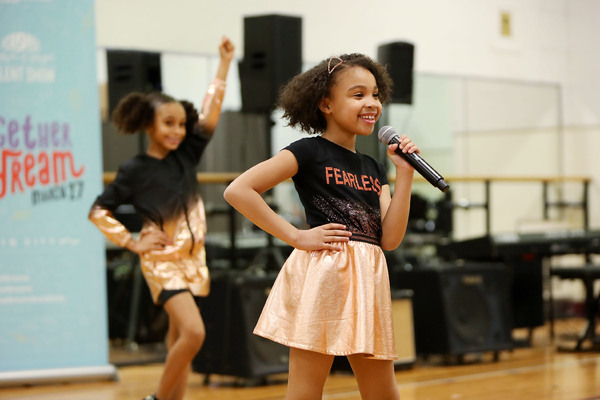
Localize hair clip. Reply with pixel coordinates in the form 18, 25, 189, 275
327, 57, 345, 75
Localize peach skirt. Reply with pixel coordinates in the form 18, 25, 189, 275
254, 241, 397, 360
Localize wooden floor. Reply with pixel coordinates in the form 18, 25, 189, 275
1, 318, 599, 400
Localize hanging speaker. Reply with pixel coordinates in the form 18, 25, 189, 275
104, 50, 161, 168
192, 270, 289, 380
106, 50, 162, 115
377, 42, 414, 104
239, 14, 302, 113
394, 263, 513, 357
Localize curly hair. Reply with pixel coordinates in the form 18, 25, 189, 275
278, 53, 394, 135
179, 100, 199, 135
111, 92, 199, 135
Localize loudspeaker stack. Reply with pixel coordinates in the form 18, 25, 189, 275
394, 263, 513, 358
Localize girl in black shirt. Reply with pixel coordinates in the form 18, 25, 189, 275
225, 53, 419, 399
90, 36, 234, 400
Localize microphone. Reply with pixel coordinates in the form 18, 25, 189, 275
378, 126, 450, 193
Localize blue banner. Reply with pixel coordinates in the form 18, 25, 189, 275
0, 0, 116, 383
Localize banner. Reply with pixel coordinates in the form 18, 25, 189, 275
0, 0, 116, 384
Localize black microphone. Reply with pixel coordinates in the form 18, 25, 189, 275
378, 126, 450, 193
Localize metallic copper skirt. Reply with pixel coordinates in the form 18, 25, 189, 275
254, 241, 397, 360
139, 199, 210, 304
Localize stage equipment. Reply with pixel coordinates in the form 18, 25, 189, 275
239, 15, 302, 113
437, 230, 600, 330
549, 264, 600, 351
106, 50, 161, 115
394, 263, 513, 359
377, 42, 414, 104
104, 50, 161, 170
392, 290, 417, 366
438, 230, 600, 260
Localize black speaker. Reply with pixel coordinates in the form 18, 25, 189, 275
239, 14, 302, 113
394, 263, 513, 356
377, 42, 414, 104
509, 259, 544, 329
192, 270, 289, 379
106, 50, 162, 115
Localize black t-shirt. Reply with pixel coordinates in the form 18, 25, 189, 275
93, 124, 210, 227
285, 136, 389, 245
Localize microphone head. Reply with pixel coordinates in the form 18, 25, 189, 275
377, 126, 398, 145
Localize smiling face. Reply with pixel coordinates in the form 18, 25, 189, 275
319, 66, 382, 139
146, 101, 187, 159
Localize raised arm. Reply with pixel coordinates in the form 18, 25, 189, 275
198, 35, 235, 134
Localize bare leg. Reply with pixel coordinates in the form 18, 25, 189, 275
163, 319, 190, 400
347, 354, 400, 400
286, 347, 334, 400
155, 293, 205, 400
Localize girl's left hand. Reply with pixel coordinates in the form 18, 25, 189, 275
219, 35, 235, 62
387, 134, 420, 172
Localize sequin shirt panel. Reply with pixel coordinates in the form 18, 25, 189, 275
285, 137, 389, 245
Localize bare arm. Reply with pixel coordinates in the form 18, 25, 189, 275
224, 150, 352, 251
379, 137, 419, 251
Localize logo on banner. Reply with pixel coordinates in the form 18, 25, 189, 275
0, 31, 86, 206
0, 31, 55, 83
